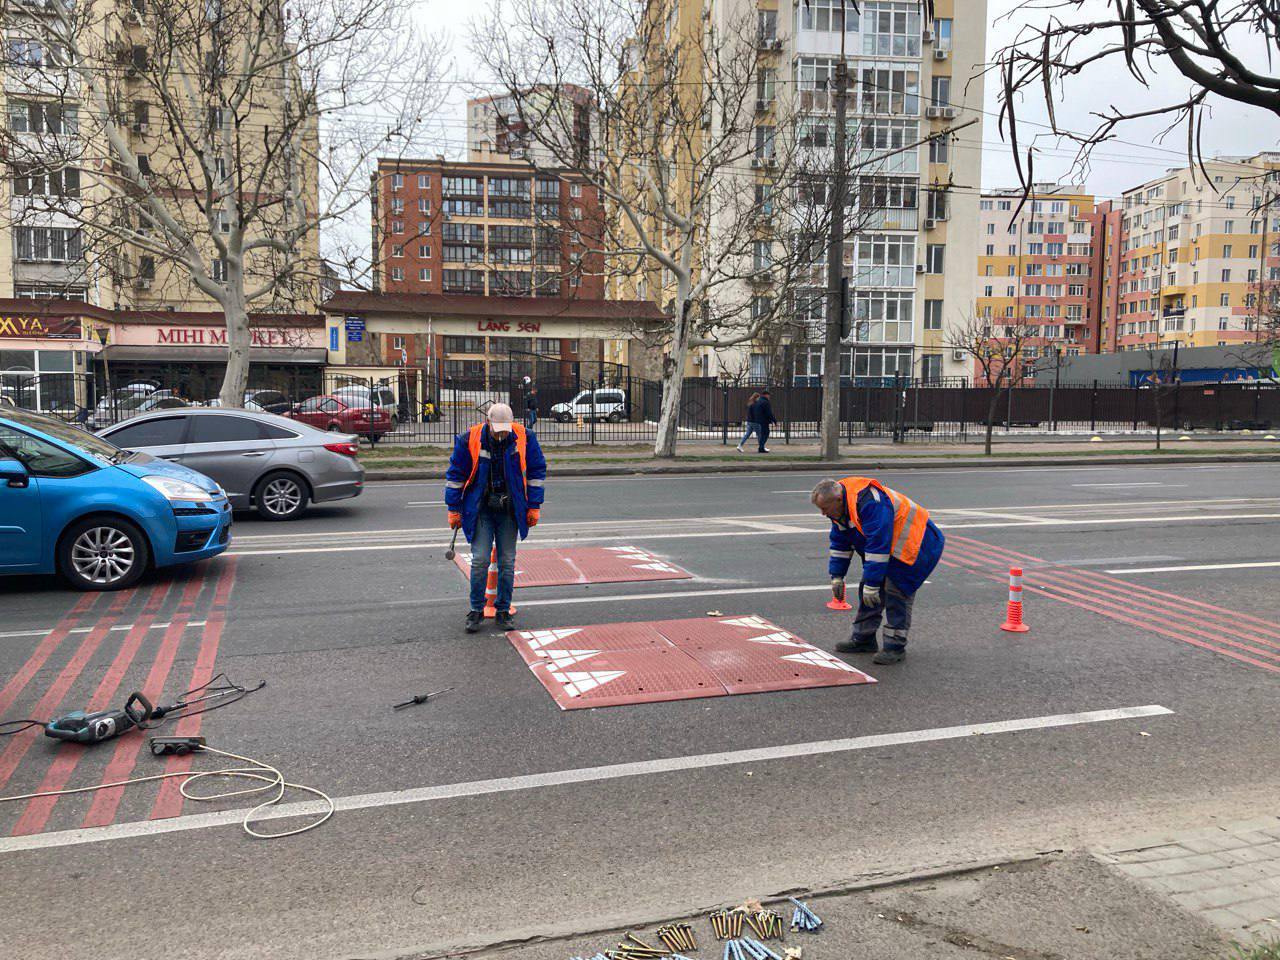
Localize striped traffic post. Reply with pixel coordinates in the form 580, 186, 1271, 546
1000, 566, 1030, 633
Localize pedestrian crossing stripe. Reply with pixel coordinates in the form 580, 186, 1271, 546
556, 670, 626, 697
719, 616, 772, 629
539, 649, 601, 668
519, 628, 583, 650
781, 650, 862, 672
743, 632, 808, 647
631, 562, 679, 572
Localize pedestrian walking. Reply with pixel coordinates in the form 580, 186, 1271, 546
524, 379, 539, 430
810, 476, 945, 664
445, 402, 547, 633
754, 388, 777, 452
736, 392, 762, 453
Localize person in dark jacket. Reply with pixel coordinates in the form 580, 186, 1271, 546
736, 391, 762, 453
445, 403, 547, 633
750, 389, 777, 453
523, 378, 539, 429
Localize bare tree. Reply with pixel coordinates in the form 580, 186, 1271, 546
943, 314, 1037, 455
1135, 344, 1184, 449
473, 0, 944, 457
0, 0, 443, 405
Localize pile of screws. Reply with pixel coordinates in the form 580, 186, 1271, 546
656, 923, 697, 953
606, 932, 673, 960
710, 909, 745, 940
788, 899, 823, 933
745, 910, 784, 940
722, 938, 783, 960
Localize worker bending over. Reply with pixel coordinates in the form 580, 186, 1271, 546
810, 477, 945, 664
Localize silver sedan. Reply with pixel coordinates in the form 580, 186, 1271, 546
98, 407, 365, 520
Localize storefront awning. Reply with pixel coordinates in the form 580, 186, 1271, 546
101, 345, 328, 365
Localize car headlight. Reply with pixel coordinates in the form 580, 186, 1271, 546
143, 475, 214, 503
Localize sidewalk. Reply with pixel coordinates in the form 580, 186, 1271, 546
361, 437, 1280, 480
392, 851, 1238, 960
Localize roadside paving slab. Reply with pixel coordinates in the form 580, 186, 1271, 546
1097, 816, 1280, 946
440, 855, 1226, 960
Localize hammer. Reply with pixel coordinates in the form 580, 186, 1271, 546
444, 527, 460, 561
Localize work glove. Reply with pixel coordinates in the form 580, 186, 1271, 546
830, 578, 846, 603
447, 511, 462, 530
860, 582, 882, 608
527, 508, 540, 527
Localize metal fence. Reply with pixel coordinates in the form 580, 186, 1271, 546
6, 367, 1277, 447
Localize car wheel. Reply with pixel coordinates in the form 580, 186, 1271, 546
58, 516, 150, 591
556, 411, 572, 423
606, 411, 623, 423
254, 471, 310, 521
327, 422, 342, 432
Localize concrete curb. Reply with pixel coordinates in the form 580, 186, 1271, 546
364, 452, 1280, 482
379, 852, 1050, 960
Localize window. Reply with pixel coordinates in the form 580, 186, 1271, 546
984, 244, 994, 255
390, 267, 404, 281
391, 173, 403, 190
863, 1, 922, 56
980, 200, 993, 211
860, 63, 920, 116
14, 226, 82, 262
1223, 244, 1232, 258
190, 415, 265, 444
924, 299, 943, 330
935, 17, 953, 50
1225, 219, 1234, 233
419, 268, 432, 282
986, 224, 995, 235
418, 174, 430, 189
925, 243, 944, 274
1219, 317, 1230, 331
390, 198, 404, 214
983, 285, 993, 296
754, 125, 775, 160
212, 258, 228, 281
855, 234, 916, 286
12, 165, 80, 198
752, 240, 772, 270
418, 197, 430, 214
801, 0, 858, 32
105, 417, 188, 448
854, 290, 914, 342
8, 102, 77, 135
391, 336, 405, 351
930, 76, 951, 107
419, 244, 431, 258
391, 220, 404, 234
392, 244, 404, 258
1220, 293, 1230, 306
757, 9, 777, 42
928, 134, 949, 164
1221, 269, 1231, 282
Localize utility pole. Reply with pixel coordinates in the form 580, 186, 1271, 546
820, 22, 849, 460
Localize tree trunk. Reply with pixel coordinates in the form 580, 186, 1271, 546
653, 297, 692, 459
1154, 390, 1163, 451
219, 292, 252, 407
984, 389, 1001, 456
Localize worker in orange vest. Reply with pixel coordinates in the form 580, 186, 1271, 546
445, 403, 547, 633
810, 477, 945, 664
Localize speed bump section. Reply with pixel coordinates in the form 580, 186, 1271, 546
508, 615, 874, 710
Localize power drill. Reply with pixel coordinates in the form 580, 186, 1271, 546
44, 692, 154, 744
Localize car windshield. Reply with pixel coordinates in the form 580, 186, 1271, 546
119, 395, 154, 411
1, 407, 126, 462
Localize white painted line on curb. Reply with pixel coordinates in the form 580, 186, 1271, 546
1106, 560, 1280, 575
1072, 482, 1185, 488
0, 705, 1173, 855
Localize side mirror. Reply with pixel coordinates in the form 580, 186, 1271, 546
0, 458, 30, 489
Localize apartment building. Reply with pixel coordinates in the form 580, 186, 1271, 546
1099, 152, 1280, 353
0, 0, 323, 402
975, 185, 1102, 381
467, 86, 594, 167
368, 158, 610, 381
605, 0, 985, 383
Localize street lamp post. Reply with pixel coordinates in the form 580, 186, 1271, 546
93, 326, 111, 417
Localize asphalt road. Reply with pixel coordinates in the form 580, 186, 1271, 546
2, 461, 1280, 960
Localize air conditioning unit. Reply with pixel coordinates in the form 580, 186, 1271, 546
755, 98, 768, 113
126, 10, 142, 25
952, 349, 966, 362
922, 28, 934, 42
135, 278, 152, 290
925, 106, 944, 119
131, 121, 148, 134
942, 106, 959, 119
925, 218, 937, 230
933, 48, 949, 60
915, 263, 926, 273
769, 39, 783, 51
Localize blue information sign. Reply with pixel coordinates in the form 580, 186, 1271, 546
344, 315, 365, 343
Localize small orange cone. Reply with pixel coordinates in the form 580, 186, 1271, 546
482, 546, 516, 619
1001, 566, 1030, 633
826, 581, 853, 611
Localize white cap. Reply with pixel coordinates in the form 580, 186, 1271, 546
487, 402, 514, 428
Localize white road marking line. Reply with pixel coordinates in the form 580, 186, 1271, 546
1040, 556, 1183, 567
0, 705, 1173, 855
1072, 482, 1186, 488
226, 511, 1280, 557
515, 584, 828, 606
0, 620, 207, 642
1106, 560, 1280, 574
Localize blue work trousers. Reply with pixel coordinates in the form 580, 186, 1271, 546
469, 506, 518, 612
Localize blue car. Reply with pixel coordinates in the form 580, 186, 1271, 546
0, 407, 232, 591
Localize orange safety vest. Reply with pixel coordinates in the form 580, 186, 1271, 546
464, 422, 529, 496
838, 476, 930, 566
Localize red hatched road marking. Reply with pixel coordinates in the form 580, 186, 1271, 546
0, 591, 133, 794
0, 593, 97, 717
149, 558, 238, 820
12, 581, 173, 836
81, 574, 207, 829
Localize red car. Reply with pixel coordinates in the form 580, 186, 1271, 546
287, 394, 392, 438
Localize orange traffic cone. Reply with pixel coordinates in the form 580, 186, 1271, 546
826, 580, 852, 611
1000, 566, 1030, 633
482, 547, 516, 619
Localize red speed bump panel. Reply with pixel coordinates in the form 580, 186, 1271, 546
508, 615, 874, 710
453, 545, 691, 588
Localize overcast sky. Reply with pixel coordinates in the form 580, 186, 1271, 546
415, 0, 1280, 201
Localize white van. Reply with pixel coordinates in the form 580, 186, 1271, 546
551, 388, 628, 423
